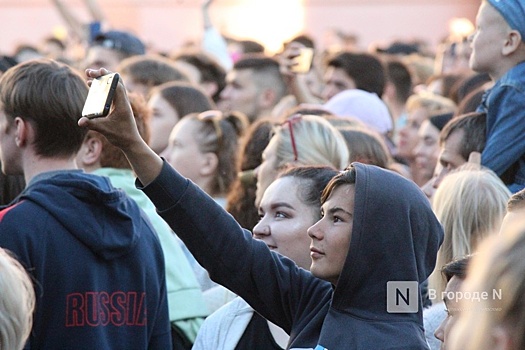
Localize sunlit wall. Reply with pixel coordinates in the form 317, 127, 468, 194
219, 0, 305, 53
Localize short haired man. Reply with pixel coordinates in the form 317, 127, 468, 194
422, 112, 486, 199
322, 51, 386, 101
433, 256, 472, 349
84, 30, 146, 71
218, 54, 287, 123
0, 59, 171, 348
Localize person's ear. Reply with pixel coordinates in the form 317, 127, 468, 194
502, 30, 522, 56
13, 117, 30, 148
259, 88, 277, 109
77, 136, 103, 168
200, 152, 219, 176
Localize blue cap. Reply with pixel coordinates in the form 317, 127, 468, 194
487, 0, 525, 41
92, 30, 145, 56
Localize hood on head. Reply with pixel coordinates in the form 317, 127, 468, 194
332, 162, 443, 321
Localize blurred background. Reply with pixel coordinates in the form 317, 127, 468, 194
0, 0, 478, 57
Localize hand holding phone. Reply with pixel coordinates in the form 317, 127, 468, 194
290, 47, 314, 74
82, 72, 120, 119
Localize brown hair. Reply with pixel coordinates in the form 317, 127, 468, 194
226, 118, 276, 230
186, 111, 248, 196
0, 59, 88, 157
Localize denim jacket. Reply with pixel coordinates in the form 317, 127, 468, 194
477, 61, 525, 193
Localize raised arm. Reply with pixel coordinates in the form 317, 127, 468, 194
78, 68, 163, 186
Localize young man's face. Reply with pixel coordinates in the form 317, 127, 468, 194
218, 69, 259, 122
307, 184, 354, 285
432, 129, 467, 189
321, 66, 356, 101
469, 1, 511, 79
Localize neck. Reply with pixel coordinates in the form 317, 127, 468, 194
23, 154, 79, 184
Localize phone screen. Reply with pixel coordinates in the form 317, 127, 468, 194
291, 47, 314, 74
82, 72, 120, 119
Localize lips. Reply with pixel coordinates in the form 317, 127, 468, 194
310, 246, 324, 259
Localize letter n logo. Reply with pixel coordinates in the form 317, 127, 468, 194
386, 281, 418, 313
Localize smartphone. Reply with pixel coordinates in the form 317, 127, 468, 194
82, 72, 120, 119
291, 47, 314, 74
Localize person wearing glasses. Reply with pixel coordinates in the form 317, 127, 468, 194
193, 166, 338, 349
254, 114, 349, 207
80, 67, 444, 349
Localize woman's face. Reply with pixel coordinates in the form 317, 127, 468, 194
397, 107, 428, 160
148, 92, 180, 154
160, 118, 204, 182
253, 176, 318, 270
414, 120, 441, 182
255, 138, 281, 207
307, 184, 355, 285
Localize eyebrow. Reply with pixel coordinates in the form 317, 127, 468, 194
325, 206, 352, 217
270, 202, 294, 211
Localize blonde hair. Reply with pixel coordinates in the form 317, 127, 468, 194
405, 90, 456, 116
449, 230, 525, 350
0, 248, 35, 350
429, 168, 511, 296
273, 115, 349, 170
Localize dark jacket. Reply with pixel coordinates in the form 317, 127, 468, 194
141, 161, 443, 349
0, 170, 171, 349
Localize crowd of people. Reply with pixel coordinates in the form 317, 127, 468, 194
1, 0, 525, 349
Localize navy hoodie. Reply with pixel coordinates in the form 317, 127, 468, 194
142, 161, 443, 350
0, 171, 171, 349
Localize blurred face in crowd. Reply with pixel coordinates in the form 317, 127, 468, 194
253, 176, 318, 270
161, 118, 204, 183
414, 119, 441, 182
218, 68, 259, 120
147, 91, 181, 154
397, 107, 429, 160
432, 129, 467, 189
84, 46, 122, 72
307, 184, 354, 285
322, 66, 356, 101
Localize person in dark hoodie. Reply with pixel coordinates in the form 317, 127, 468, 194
79, 67, 444, 350
0, 60, 171, 349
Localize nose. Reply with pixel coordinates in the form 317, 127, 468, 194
432, 167, 449, 189
307, 219, 323, 240
220, 85, 232, 99
253, 218, 270, 239
434, 318, 446, 343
